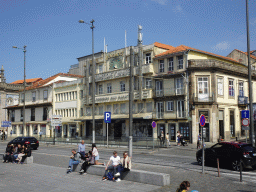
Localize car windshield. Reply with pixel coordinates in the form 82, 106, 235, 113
241, 144, 255, 152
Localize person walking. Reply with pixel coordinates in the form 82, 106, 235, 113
0, 130, 3, 141
197, 133, 201, 150
4, 129, 7, 140
78, 140, 86, 158
160, 131, 165, 147
177, 131, 181, 146
10, 130, 13, 137
166, 133, 170, 147
39, 131, 42, 140
92, 143, 104, 165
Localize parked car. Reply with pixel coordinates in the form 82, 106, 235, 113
196, 142, 256, 171
8, 137, 39, 150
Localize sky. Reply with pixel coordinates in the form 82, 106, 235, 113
1, 0, 256, 83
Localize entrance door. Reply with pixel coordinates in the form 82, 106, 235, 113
156, 102, 164, 118
169, 124, 176, 141
219, 110, 224, 139
157, 124, 165, 137
199, 123, 210, 142
114, 120, 123, 138
198, 77, 209, 101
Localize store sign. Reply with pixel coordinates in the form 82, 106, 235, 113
95, 68, 129, 82
95, 93, 129, 103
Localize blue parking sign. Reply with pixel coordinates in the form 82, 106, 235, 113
241, 110, 249, 119
104, 112, 111, 123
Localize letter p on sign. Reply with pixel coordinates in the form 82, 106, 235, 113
104, 112, 111, 123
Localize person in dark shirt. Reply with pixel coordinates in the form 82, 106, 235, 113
21, 144, 31, 163
3, 144, 13, 163
79, 151, 95, 175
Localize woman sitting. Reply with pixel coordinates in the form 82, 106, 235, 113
92, 143, 104, 165
115, 152, 132, 181
79, 151, 94, 174
16, 145, 25, 164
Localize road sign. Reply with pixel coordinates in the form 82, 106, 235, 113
242, 118, 250, 126
104, 112, 111, 123
2, 121, 11, 127
200, 115, 206, 127
241, 110, 249, 119
152, 121, 156, 128
242, 126, 250, 130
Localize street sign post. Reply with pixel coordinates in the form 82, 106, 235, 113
1, 121, 11, 127
104, 112, 111, 148
50, 115, 62, 145
242, 118, 250, 143
199, 114, 206, 174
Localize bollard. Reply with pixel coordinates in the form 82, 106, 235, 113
217, 158, 220, 177
240, 160, 242, 182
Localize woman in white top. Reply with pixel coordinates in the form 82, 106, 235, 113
92, 143, 104, 165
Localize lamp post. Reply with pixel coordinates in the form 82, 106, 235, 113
246, 0, 255, 147
12, 45, 26, 137
79, 19, 96, 143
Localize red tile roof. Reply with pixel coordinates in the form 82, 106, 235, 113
10, 78, 43, 84
25, 73, 84, 91
155, 45, 240, 63
154, 42, 174, 50
235, 49, 256, 60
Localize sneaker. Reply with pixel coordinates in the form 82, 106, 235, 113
114, 172, 120, 177
79, 169, 85, 173
67, 167, 71, 170
67, 170, 71, 174
116, 178, 121, 182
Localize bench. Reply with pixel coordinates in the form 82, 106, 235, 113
73, 164, 170, 186
0, 153, 33, 164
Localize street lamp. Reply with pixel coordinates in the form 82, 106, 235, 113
79, 19, 96, 143
12, 45, 27, 137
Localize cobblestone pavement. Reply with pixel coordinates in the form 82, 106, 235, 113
0, 163, 160, 192
1, 141, 256, 191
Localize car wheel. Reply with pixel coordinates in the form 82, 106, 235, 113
231, 159, 243, 171
197, 156, 203, 166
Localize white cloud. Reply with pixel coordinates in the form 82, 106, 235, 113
212, 41, 230, 51
173, 5, 183, 13
151, 0, 168, 5
251, 18, 256, 26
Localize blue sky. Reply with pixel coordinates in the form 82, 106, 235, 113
1, 0, 256, 83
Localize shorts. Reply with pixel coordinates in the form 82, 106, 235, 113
95, 155, 99, 160
177, 138, 180, 143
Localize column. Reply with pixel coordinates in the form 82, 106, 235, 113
29, 124, 33, 136
46, 124, 50, 137
61, 124, 64, 138
67, 124, 70, 138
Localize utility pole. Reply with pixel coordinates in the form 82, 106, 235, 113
129, 46, 134, 157
246, 0, 255, 146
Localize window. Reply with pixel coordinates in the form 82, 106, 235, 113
138, 103, 144, 113
80, 108, 84, 116
167, 101, 174, 111
239, 82, 244, 97
198, 77, 209, 99
98, 85, 103, 95
107, 105, 112, 113
177, 100, 185, 117
113, 104, 119, 114
20, 109, 23, 121
120, 81, 125, 92
31, 108, 35, 121
217, 78, 223, 96
159, 60, 164, 73
107, 83, 112, 93
120, 103, 126, 114
176, 78, 184, 95
168, 57, 174, 71
145, 78, 152, 89
98, 64, 103, 73
229, 79, 235, 97
11, 110, 15, 122
32, 92, 36, 102
146, 53, 151, 64
146, 102, 152, 112
43, 90, 48, 101
178, 55, 183, 69
86, 107, 91, 116
43, 107, 47, 120
155, 81, 163, 96
80, 90, 83, 99
21, 93, 24, 103
99, 106, 103, 115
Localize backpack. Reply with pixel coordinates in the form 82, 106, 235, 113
106, 170, 114, 180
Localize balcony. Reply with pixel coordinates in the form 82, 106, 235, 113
153, 87, 186, 98
153, 111, 187, 119
193, 93, 215, 104
31, 116, 35, 121
238, 96, 248, 106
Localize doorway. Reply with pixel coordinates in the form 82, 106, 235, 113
114, 120, 123, 138
219, 110, 224, 139
168, 124, 176, 141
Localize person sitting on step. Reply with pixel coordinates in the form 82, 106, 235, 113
67, 149, 81, 174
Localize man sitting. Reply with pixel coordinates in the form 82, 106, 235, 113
115, 152, 132, 181
102, 151, 121, 181
67, 149, 81, 174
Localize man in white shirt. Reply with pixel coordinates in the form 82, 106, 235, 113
102, 151, 121, 181
78, 140, 86, 158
